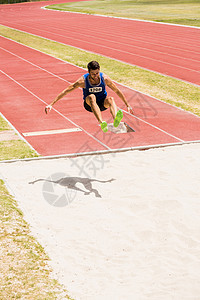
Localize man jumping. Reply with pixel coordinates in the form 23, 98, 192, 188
45, 61, 133, 132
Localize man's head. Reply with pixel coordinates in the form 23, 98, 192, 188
87, 61, 100, 81
87, 61, 100, 72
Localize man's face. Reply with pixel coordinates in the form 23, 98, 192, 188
89, 69, 100, 81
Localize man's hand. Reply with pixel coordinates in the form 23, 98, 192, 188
127, 105, 134, 115
45, 105, 52, 114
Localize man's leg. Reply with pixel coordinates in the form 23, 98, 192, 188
104, 97, 118, 119
104, 97, 123, 127
85, 94, 108, 132
85, 94, 103, 123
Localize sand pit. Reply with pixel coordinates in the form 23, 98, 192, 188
1, 144, 200, 300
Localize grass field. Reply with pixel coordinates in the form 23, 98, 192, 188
47, 0, 200, 27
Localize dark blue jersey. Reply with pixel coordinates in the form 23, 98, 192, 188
83, 72, 107, 101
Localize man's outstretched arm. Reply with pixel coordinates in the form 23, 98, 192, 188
45, 77, 84, 114
104, 75, 134, 114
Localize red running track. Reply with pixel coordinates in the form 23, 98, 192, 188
0, 36, 200, 157
0, 0, 200, 86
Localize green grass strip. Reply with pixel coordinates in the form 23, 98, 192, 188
0, 25, 199, 118
0, 115, 11, 131
0, 140, 38, 160
46, 0, 200, 27
0, 179, 72, 299
0, 115, 38, 161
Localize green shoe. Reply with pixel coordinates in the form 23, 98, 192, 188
101, 121, 108, 133
113, 109, 123, 127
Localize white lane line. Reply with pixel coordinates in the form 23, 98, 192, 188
13, 23, 200, 73
2, 26, 199, 87
22, 128, 82, 137
42, 7, 200, 30
44, 23, 200, 64
121, 108, 184, 143
3, 20, 200, 54
0, 45, 71, 84
43, 19, 200, 52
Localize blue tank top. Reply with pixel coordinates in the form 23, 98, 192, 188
83, 72, 107, 101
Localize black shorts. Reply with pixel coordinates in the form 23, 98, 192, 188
83, 97, 108, 112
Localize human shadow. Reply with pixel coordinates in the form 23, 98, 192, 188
29, 176, 115, 198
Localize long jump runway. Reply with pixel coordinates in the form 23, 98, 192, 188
0, 0, 200, 85
0, 36, 200, 157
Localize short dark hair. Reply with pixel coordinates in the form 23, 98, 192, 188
87, 61, 100, 72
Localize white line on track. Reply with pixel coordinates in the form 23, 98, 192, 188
121, 108, 184, 142
23, 128, 82, 137
7, 23, 199, 74
34, 5, 200, 47
0, 45, 72, 84
43, 23, 200, 62
0, 37, 185, 143
2, 25, 199, 87
3, 15, 200, 48
42, 7, 200, 30
47, 23, 200, 55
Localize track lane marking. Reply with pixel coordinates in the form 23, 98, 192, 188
2, 26, 199, 87
22, 128, 82, 137
2, 23, 199, 74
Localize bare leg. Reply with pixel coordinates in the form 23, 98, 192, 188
86, 94, 103, 124
104, 96, 123, 127
104, 97, 118, 119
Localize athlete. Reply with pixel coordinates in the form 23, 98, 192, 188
45, 61, 134, 132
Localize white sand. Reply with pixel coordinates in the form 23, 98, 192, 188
1, 144, 200, 300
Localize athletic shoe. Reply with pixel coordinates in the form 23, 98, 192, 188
113, 109, 123, 127
101, 121, 108, 133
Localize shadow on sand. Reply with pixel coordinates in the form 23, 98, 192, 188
29, 176, 115, 198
